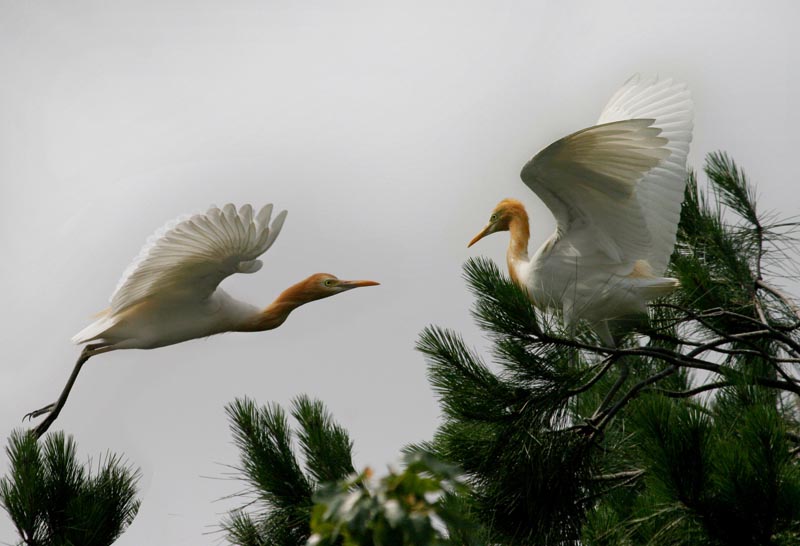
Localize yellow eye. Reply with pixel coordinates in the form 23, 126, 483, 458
324, 279, 335, 287
490, 214, 498, 222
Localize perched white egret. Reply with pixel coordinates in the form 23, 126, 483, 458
469, 76, 693, 346
26, 203, 379, 437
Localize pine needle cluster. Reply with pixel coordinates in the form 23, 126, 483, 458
222, 396, 356, 546
0, 430, 141, 546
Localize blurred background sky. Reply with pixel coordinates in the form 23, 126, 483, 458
1, 1, 798, 544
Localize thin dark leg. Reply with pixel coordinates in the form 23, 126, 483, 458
25, 343, 110, 439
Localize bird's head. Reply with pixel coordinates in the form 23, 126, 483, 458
245, 273, 380, 332
292, 273, 380, 303
468, 198, 527, 247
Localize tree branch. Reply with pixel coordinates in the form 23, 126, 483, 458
566, 355, 620, 397
648, 381, 732, 398
757, 279, 800, 323
580, 469, 645, 503
592, 362, 629, 419
590, 365, 678, 440
589, 469, 645, 482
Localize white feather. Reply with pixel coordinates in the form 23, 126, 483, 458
513, 76, 693, 344
521, 76, 692, 276
596, 75, 694, 275
109, 203, 287, 314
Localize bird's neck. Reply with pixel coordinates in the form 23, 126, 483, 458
238, 281, 313, 332
506, 211, 530, 286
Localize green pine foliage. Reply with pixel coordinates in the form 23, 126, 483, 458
223, 396, 356, 546
222, 152, 800, 546
417, 152, 800, 545
0, 430, 141, 546
418, 262, 606, 544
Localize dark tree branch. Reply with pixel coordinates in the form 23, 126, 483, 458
580, 470, 645, 503
592, 362, 629, 420
649, 381, 732, 398
590, 365, 679, 440
566, 355, 621, 397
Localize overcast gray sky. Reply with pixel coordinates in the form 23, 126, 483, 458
1, 1, 798, 544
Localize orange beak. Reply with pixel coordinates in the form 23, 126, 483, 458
339, 279, 380, 290
468, 223, 494, 248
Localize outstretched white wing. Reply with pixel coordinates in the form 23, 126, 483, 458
597, 75, 693, 274
520, 76, 693, 273
110, 203, 287, 312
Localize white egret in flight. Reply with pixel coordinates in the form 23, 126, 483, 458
469, 76, 693, 346
26, 203, 379, 437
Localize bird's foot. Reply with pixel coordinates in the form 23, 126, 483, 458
23, 403, 55, 422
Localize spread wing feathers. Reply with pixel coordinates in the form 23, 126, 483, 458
109, 203, 287, 312
597, 75, 694, 274
520, 119, 671, 264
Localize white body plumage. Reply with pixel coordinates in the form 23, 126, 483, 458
73, 289, 261, 349
72, 203, 286, 349
470, 76, 694, 345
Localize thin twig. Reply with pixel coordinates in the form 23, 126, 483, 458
590, 469, 645, 482
591, 365, 679, 440
580, 469, 645, 503
566, 355, 620, 396
757, 279, 800, 322
593, 362, 629, 419
648, 381, 731, 398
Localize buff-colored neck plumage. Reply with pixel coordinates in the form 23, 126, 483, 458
502, 201, 531, 286
238, 278, 323, 332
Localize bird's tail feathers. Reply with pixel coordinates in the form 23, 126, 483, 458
71, 314, 116, 345
636, 276, 680, 300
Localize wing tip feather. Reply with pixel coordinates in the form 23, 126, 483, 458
109, 202, 288, 312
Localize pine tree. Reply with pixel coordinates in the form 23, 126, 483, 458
221, 152, 800, 545
0, 430, 141, 546
418, 152, 800, 544
223, 396, 357, 546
